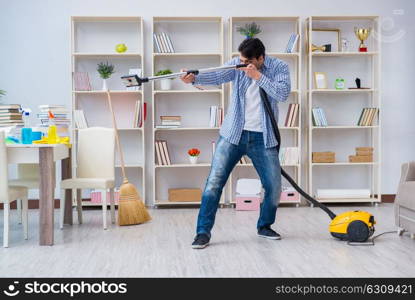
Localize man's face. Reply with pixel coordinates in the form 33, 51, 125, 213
239, 55, 264, 69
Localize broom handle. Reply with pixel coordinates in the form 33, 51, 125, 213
106, 91, 128, 181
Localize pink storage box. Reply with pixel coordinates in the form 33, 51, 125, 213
235, 195, 261, 211
235, 179, 262, 211
90, 191, 119, 204
280, 190, 299, 202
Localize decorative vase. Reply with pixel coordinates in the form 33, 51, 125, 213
160, 79, 172, 90
189, 156, 198, 164
102, 79, 108, 91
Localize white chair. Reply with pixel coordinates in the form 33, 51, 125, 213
60, 127, 116, 230
0, 131, 29, 247
9, 164, 39, 224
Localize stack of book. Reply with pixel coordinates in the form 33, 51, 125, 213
279, 147, 299, 165
133, 101, 146, 128
73, 110, 88, 129
285, 33, 299, 53
154, 140, 172, 165
284, 103, 299, 127
239, 156, 250, 165
157, 116, 181, 128
37, 105, 70, 136
73, 72, 92, 91
357, 108, 378, 126
312, 107, 328, 126
0, 104, 23, 127
153, 32, 175, 53
209, 106, 223, 128
349, 147, 373, 163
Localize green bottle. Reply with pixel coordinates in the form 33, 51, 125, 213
335, 78, 345, 90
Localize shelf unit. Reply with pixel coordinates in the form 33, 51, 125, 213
228, 16, 302, 206
306, 16, 381, 204
71, 16, 146, 206
151, 16, 225, 207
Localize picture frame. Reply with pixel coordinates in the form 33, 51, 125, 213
312, 28, 341, 52
314, 72, 328, 89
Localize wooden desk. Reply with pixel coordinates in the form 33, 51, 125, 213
7, 144, 71, 246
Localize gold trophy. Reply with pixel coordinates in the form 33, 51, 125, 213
354, 27, 371, 52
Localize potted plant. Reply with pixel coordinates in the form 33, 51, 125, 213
188, 148, 200, 164
155, 69, 173, 90
236, 22, 262, 39
0, 90, 5, 103
97, 62, 115, 91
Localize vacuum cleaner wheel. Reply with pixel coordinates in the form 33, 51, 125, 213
347, 220, 370, 242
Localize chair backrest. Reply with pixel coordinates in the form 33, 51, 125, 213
17, 164, 39, 179
0, 131, 9, 203
399, 161, 415, 184
77, 127, 115, 179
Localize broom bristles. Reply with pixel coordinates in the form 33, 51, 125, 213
118, 181, 151, 226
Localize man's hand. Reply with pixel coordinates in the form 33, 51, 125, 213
240, 64, 261, 81
180, 69, 195, 84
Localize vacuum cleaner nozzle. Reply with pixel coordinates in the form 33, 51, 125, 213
121, 74, 149, 87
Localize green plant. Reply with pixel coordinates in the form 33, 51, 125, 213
97, 62, 115, 79
236, 22, 262, 38
0, 90, 5, 98
155, 69, 173, 76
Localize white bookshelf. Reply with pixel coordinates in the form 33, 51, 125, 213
71, 16, 146, 206
306, 16, 381, 204
228, 16, 302, 206
152, 17, 225, 207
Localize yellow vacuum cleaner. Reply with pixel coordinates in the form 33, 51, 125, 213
121, 64, 376, 243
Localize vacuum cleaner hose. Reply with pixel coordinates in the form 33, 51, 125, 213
259, 88, 337, 220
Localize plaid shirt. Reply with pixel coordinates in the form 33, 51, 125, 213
194, 55, 291, 148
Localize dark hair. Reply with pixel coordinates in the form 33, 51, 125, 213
238, 38, 265, 59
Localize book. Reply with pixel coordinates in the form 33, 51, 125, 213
312, 108, 321, 126
162, 32, 175, 53
291, 103, 299, 127
160, 116, 181, 120
73, 72, 91, 91
161, 140, 171, 165
73, 110, 88, 129
285, 34, 299, 53
153, 33, 161, 52
284, 104, 292, 126
0, 104, 21, 110
157, 33, 168, 53
319, 108, 328, 126
156, 140, 167, 165
209, 106, 217, 127
155, 141, 163, 165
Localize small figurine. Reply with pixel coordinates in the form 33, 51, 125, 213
355, 78, 361, 89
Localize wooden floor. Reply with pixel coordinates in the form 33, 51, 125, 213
1, 203, 414, 277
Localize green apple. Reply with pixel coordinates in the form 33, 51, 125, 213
115, 43, 127, 53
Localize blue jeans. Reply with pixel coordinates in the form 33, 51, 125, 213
196, 130, 282, 237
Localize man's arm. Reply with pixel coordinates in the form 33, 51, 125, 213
180, 58, 238, 86
255, 61, 291, 102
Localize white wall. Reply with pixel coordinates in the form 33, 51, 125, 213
1, 0, 414, 199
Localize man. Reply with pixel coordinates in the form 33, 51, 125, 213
180, 38, 291, 249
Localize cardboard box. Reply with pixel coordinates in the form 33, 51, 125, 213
349, 155, 373, 163
356, 147, 374, 152
312, 151, 335, 163
356, 150, 373, 156
168, 188, 202, 202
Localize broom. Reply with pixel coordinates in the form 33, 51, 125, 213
106, 91, 151, 225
